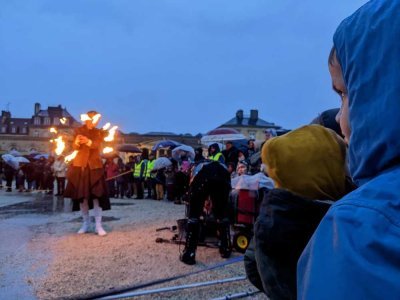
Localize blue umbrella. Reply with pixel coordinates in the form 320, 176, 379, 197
34, 154, 49, 160
152, 140, 181, 151
8, 150, 22, 157
1, 154, 19, 169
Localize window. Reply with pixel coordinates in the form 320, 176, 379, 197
53, 118, 60, 125
33, 130, 39, 137
1, 126, 6, 133
21, 127, 28, 134
248, 130, 256, 139
34, 117, 41, 125
11, 127, 17, 134
44, 117, 51, 125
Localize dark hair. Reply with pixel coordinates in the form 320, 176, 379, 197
87, 110, 99, 117
328, 46, 336, 66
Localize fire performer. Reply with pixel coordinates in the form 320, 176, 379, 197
64, 111, 110, 236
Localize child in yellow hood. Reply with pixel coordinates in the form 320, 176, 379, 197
245, 124, 355, 299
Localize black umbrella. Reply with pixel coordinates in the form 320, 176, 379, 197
117, 144, 142, 153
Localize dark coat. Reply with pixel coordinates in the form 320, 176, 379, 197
64, 125, 110, 211
222, 145, 239, 167
244, 188, 332, 300
71, 126, 106, 169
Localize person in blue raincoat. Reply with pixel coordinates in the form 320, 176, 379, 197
297, 1, 400, 299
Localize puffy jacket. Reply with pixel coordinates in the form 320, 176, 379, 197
245, 189, 331, 299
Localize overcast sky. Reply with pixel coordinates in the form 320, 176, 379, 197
0, 0, 366, 134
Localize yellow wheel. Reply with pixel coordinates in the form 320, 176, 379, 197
233, 232, 250, 253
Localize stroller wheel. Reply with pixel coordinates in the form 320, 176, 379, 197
233, 232, 250, 253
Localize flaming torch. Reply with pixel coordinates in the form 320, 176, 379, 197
53, 136, 66, 156
104, 126, 118, 142
49, 112, 119, 164
103, 147, 114, 154
65, 150, 78, 163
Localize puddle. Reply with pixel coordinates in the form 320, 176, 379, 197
0, 195, 73, 218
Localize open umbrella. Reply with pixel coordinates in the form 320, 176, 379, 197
152, 140, 181, 151
172, 145, 195, 161
117, 144, 142, 153
15, 157, 30, 164
1, 154, 19, 169
8, 150, 22, 157
34, 154, 49, 160
201, 127, 246, 145
152, 157, 172, 170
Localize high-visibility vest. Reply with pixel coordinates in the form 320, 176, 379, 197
134, 160, 145, 178
146, 160, 155, 178
210, 152, 223, 162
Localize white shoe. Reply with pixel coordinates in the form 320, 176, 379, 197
77, 215, 90, 234
77, 222, 90, 234
95, 225, 107, 236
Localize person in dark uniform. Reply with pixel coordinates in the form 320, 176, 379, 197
64, 111, 110, 236
180, 160, 232, 265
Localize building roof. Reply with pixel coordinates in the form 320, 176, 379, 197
8, 118, 31, 127
222, 116, 281, 129
36, 106, 75, 119
143, 131, 177, 136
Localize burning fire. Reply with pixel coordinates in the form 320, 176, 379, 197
80, 113, 102, 124
49, 112, 118, 164
65, 150, 78, 163
53, 136, 66, 156
104, 126, 118, 142
102, 122, 111, 130
103, 147, 114, 154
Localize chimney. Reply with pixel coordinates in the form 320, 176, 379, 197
236, 109, 243, 124
1, 110, 11, 123
250, 109, 258, 123
34, 103, 41, 115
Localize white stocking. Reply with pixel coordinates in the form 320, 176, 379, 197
93, 199, 106, 236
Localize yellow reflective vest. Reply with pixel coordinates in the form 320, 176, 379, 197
134, 160, 146, 178
146, 160, 155, 178
209, 152, 223, 162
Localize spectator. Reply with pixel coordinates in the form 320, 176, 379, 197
222, 141, 238, 168
298, 2, 400, 298
53, 156, 67, 196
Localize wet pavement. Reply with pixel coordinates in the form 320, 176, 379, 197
0, 189, 135, 299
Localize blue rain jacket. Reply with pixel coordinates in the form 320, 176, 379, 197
297, 1, 400, 299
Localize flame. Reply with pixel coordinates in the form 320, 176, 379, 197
50, 127, 58, 134
103, 147, 114, 154
80, 113, 101, 124
91, 114, 101, 124
102, 122, 111, 130
65, 150, 78, 163
54, 136, 66, 156
60, 118, 67, 125
104, 126, 118, 142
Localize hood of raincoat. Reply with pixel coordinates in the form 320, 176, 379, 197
208, 143, 221, 154
297, 3, 400, 299
333, 0, 400, 185
261, 125, 348, 201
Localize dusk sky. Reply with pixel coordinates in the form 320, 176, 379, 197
0, 0, 366, 135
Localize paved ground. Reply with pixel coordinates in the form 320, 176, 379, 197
0, 189, 264, 299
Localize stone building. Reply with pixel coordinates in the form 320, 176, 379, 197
0, 104, 286, 156
0, 103, 79, 154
